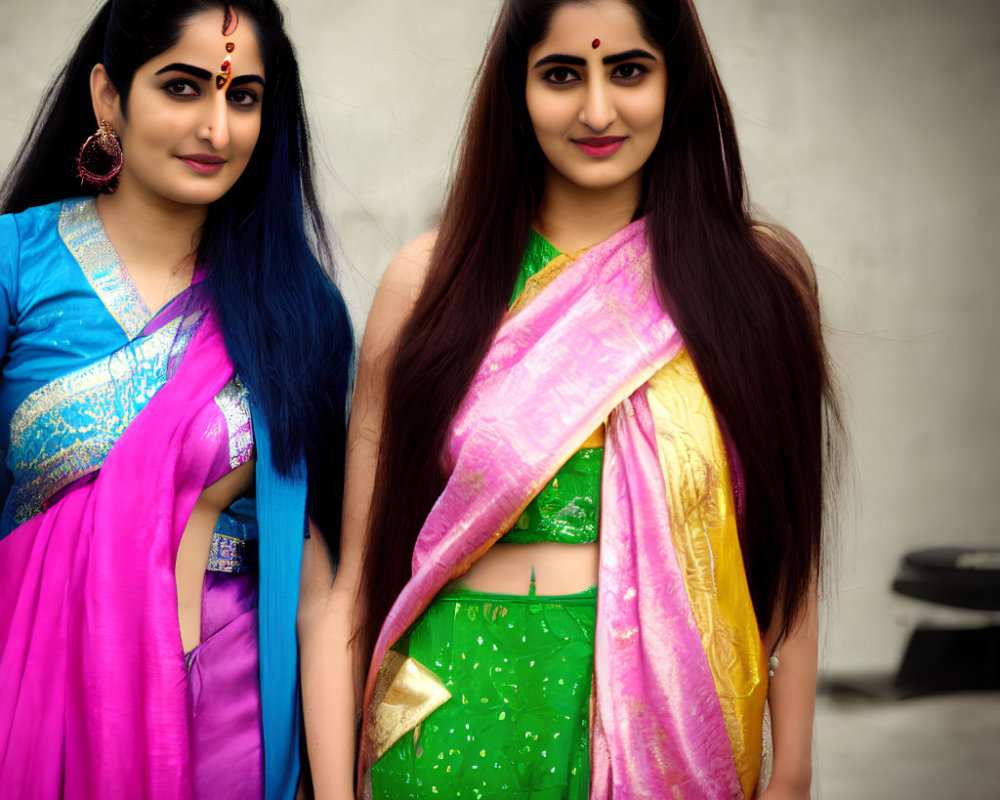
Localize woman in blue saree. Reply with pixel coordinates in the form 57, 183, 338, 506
0, 2, 352, 798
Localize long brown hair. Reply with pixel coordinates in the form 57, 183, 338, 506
361, 0, 837, 661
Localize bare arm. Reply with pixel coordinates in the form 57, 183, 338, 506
754, 222, 823, 799
759, 586, 818, 800
298, 232, 436, 799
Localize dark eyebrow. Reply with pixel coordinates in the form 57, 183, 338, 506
603, 48, 657, 65
533, 53, 586, 68
230, 74, 265, 88
533, 48, 658, 69
154, 63, 265, 89
155, 62, 212, 80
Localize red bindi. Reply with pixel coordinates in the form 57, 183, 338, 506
217, 5, 238, 90
592, 38, 601, 49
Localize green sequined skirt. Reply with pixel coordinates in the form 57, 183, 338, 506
370, 585, 596, 799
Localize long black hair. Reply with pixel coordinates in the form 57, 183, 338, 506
1, 0, 353, 548
361, 0, 838, 659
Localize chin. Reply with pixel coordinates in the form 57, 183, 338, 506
165, 182, 234, 208
545, 156, 640, 194
566, 172, 636, 193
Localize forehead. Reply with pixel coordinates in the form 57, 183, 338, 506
533, 0, 652, 54
147, 8, 265, 75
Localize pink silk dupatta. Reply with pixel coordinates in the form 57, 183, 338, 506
360, 220, 765, 798
0, 305, 233, 799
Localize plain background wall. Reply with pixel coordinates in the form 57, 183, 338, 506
1, 0, 997, 675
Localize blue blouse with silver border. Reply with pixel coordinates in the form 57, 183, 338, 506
0, 199, 255, 562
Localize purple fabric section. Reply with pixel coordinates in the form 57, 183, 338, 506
0, 309, 234, 799
360, 220, 742, 795
188, 572, 263, 800
590, 389, 743, 799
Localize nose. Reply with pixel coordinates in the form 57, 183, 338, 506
579, 79, 616, 132
198, 92, 231, 149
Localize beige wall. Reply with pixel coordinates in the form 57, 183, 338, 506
2, 0, 998, 674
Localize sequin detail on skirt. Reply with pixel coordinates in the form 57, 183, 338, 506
370, 586, 596, 799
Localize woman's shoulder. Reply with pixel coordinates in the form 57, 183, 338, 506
383, 229, 438, 291
751, 222, 815, 284
1, 198, 86, 291
359, 230, 438, 365
1, 198, 68, 240
1, 199, 76, 274
751, 221, 819, 313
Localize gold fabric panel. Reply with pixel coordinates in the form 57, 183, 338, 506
368, 651, 453, 762
509, 249, 585, 316
58, 198, 152, 339
580, 425, 605, 448
646, 349, 767, 799
8, 319, 181, 524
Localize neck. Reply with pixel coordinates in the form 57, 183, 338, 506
98, 180, 206, 269
534, 166, 641, 253
96, 179, 205, 311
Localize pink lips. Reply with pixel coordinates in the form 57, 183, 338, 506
177, 154, 226, 175
572, 136, 626, 157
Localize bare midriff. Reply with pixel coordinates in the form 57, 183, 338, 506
176, 459, 255, 653
455, 541, 599, 595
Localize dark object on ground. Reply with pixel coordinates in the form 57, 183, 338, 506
892, 547, 1000, 696
826, 547, 1000, 700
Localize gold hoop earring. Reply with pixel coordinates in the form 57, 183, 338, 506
76, 120, 123, 193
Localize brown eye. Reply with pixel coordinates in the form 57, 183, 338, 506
227, 88, 260, 107
542, 66, 580, 86
611, 63, 647, 83
163, 79, 199, 97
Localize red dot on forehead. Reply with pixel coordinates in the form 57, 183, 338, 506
592, 38, 601, 49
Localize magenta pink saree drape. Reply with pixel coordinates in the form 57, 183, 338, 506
0, 306, 234, 799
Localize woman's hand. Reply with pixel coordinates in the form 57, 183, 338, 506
298, 521, 361, 799
762, 583, 818, 800
299, 232, 436, 799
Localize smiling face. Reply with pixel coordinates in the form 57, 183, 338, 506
104, 8, 265, 208
525, 0, 667, 197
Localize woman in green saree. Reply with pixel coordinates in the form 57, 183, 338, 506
303, 1, 836, 798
